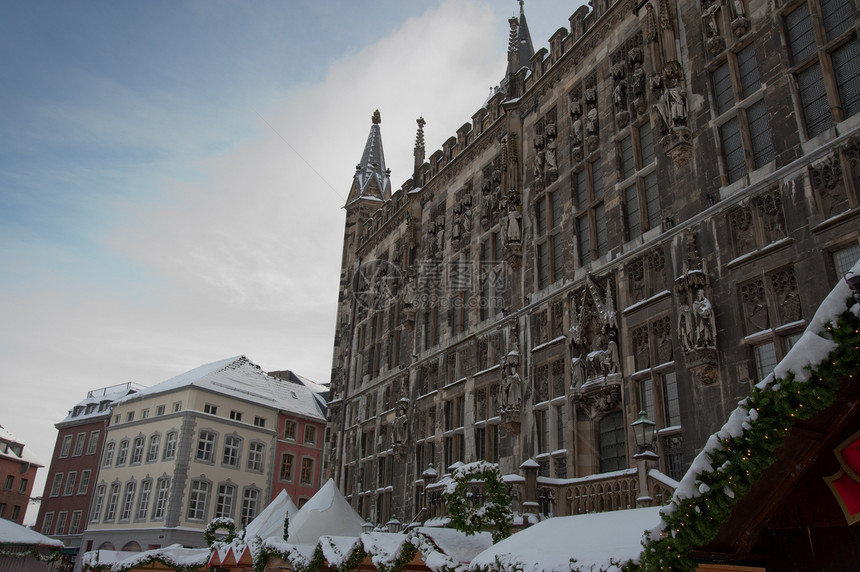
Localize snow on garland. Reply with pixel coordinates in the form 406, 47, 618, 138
82, 545, 210, 572
204, 517, 237, 546
628, 295, 860, 572
442, 461, 513, 543
0, 547, 61, 562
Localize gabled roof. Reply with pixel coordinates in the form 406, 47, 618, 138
116, 356, 325, 420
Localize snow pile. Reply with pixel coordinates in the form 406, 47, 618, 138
470, 506, 662, 572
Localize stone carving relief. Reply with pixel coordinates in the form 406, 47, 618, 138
740, 279, 769, 334
753, 188, 786, 244
498, 323, 523, 433
568, 274, 621, 417
676, 229, 719, 384
810, 154, 848, 218
770, 267, 801, 325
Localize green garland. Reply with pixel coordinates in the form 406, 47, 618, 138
630, 300, 860, 571
442, 461, 513, 543
204, 517, 237, 546
0, 547, 61, 562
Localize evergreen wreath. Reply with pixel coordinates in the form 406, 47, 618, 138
442, 461, 513, 543
0, 547, 61, 563
204, 517, 237, 546
630, 299, 860, 571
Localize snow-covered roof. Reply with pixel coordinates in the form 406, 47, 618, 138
0, 425, 43, 467
116, 356, 325, 420
0, 517, 63, 548
287, 478, 365, 544
58, 383, 142, 424
243, 489, 298, 542
82, 545, 210, 572
471, 506, 663, 572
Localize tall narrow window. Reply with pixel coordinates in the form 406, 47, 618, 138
784, 1, 860, 137
187, 480, 210, 520
574, 159, 609, 265
104, 483, 121, 521
598, 412, 626, 473
215, 484, 236, 519
119, 482, 136, 521
711, 43, 773, 184
90, 485, 106, 522
152, 479, 170, 520
196, 431, 215, 462
241, 488, 260, 525
163, 432, 177, 460
147, 434, 161, 462
136, 480, 152, 520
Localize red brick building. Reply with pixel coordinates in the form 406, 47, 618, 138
34, 383, 139, 560
269, 371, 327, 507
0, 424, 42, 525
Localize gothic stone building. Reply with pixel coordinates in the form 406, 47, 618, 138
323, 0, 860, 525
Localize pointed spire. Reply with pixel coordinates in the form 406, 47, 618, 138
502, 0, 535, 100
516, 0, 535, 71
347, 109, 391, 204
413, 117, 426, 187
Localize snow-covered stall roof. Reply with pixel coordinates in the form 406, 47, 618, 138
82, 545, 209, 572
286, 478, 364, 544
0, 518, 63, 548
470, 506, 662, 572
243, 489, 298, 542
115, 356, 324, 420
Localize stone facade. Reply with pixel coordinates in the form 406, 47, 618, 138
324, 0, 860, 526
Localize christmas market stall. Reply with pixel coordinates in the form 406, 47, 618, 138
0, 518, 63, 572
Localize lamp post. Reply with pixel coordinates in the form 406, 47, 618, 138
361, 519, 374, 534
631, 410, 659, 507
632, 410, 657, 455
385, 515, 402, 534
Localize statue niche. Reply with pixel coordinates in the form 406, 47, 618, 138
568, 275, 622, 418
498, 323, 523, 434
676, 229, 719, 384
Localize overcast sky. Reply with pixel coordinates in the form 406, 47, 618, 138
0, 0, 586, 506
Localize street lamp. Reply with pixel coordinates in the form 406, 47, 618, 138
631, 410, 659, 508
631, 410, 656, 455
385, 515, 402, 534
361, 518, 374, 534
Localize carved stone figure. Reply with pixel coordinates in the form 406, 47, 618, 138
393, 399, 408, 444
586, 107, 599, 135
702, 3, 720, 37
692, 289, 717, 347
499, 352, 523, 411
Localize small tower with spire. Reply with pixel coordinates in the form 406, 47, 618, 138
503, 0, 535, 100
346, 109, 391, 205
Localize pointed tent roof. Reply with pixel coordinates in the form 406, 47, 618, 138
287, 479, 365, 544
244, 489, 299, 541
347, 110, 390, 205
